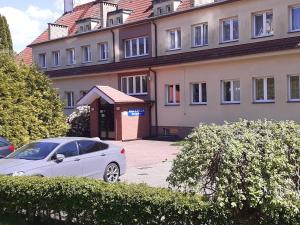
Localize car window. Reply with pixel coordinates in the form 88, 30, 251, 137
56, 142, 79, 158
0, 141, 8, 147
78, 141, 109, 155
6, 142, 59, 160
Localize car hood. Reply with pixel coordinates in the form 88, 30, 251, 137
0, 158, 44, 175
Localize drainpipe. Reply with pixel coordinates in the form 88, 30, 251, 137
151, 20, 158, 58
110, 29, 116, 63
149, 68, 158, 137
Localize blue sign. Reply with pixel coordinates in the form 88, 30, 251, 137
128, 108, 145, 117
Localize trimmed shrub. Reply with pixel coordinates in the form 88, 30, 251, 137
168, 120, 300, 225
67, 106, 90, 137
0, 176, 218, 225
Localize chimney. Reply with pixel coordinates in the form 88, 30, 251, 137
48, 23, 69, 40
64, 0, 74, 13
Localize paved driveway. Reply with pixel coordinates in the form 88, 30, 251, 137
107, 140, 180, 188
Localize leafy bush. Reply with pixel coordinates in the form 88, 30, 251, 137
67, 106, 90, 137
0, 54, 67, 147
0, 176, 217, 225
168, 120, 300, 225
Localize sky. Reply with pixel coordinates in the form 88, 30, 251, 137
0, 0, 94, 53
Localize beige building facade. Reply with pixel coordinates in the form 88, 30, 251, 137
27, 0, 300, 139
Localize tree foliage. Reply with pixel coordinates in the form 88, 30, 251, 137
0, 54, 68, 147
0, 14, 13, 54
67, 106, 90, 137
168, 120, 300, 225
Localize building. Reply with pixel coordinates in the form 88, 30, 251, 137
18, 0, 300, 140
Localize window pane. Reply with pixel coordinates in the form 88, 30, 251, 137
223, 81, 231, 101
194, 26, 202, 46
233, 19, 239, 40
233, 80, 240, 101
223, 20, 231, 41
122, 77, 127, 94
290, 76, 300, 99
136, 76, 141, 93
192, 84, 200, 103
176, 85, 180, 103
177, 30, 181, 48
202, 83, 207, 102
266, 12, 273, 35
168, 85, 174, 103
170, 31, 176, 49
267, 78, 275, 100
142, 76, 147, 93
203, 24, 208, 45
129, 77, 134, 94
145, 37, 149, 54
255, 79, 264, 100
255, 14, 264, 36
139, 38, 145, 55
292, 7, 300, 31
132, 39, 138, 56
78, 141, 108, 155
57, 142, 78, 158
125, 40, 130, 57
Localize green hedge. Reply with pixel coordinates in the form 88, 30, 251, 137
0, 176, 222, 225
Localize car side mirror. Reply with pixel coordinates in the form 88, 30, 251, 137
55, 154, 65, 163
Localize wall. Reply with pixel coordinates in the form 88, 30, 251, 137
155, 50, 300, 130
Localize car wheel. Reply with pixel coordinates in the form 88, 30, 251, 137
104, 163, 120, 183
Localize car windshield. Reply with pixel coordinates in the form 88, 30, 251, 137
6, 142, 59, 160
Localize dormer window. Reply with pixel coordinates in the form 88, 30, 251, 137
117, 17, 122, 24
153, 0, 180, 16
107, 9, 133, 27
76, 18, 100, 33
110, 19, 114, 26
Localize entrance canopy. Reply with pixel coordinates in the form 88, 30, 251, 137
77, 86, 145, 105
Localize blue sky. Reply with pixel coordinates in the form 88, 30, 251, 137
0, 0, 93, 53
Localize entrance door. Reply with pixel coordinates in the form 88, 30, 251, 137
99, 103, 115, 139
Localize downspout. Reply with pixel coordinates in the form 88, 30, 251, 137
151, 20, 158, 58
110, 29, 116, 63
150, 68, 158, 137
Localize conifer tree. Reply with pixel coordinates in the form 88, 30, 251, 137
0, 14, 13, 54
2, 16, 13, 52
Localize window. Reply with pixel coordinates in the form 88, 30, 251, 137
117, 17, 122, 24
78, 141, 108, 155
56, 142, 79, 158
290, 5, 300, 32
193, 23, 208, 47
221, 80, 240, 103
124, 37, 149, 58
166, 84, 180, 105
98, 42, 108, 61
157, 7, 163, 15
168, 28, 181, 50
191, 83, 207, 104
121, 75, 148, 95
253, 77, 275, 102
52, 51, 60, 67
85, 24, 91, 31
82, 45, 91, 63
288, 75, 300, 101
66, 48, 76, 65
65, 92, 74, 108
38, 53, 46, 68
109, 19, 114, 26
80, 26, 84, 33
221, 17, 239, 43
253, 11, 273, 37
166, 5, 171, 13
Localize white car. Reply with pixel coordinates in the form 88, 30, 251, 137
0, 137, 126, 182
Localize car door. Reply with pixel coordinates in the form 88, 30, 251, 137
49, 141, 83, 177
77, 140, 110, 178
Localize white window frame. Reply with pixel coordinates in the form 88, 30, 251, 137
66, 48, 76, 65
220, 17, 239, 43
165, 84, 180, 105
38, 53, 47, 69
52, 51, 60, 67
253, 10, 273, 38
116, 17, 122, 24
124, 37, 149, 58
221, 80, 240, 104
168, 28, 181, 50
121, 75, 148, 95
253, 77, 275, 103
157, 7, 163, 15
290, 5, 300, 32
166, 5, 171, 13
191, 82, 207, 105
65, 92, 74, 109
192, 23, 208, 47
98, 42, 108, 61
288, 75, 300, 101
81, 45, 92, 63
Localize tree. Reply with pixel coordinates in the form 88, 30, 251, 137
0, 54, 68, 147
168, 120, 300, 225
0, 14, 13, 54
